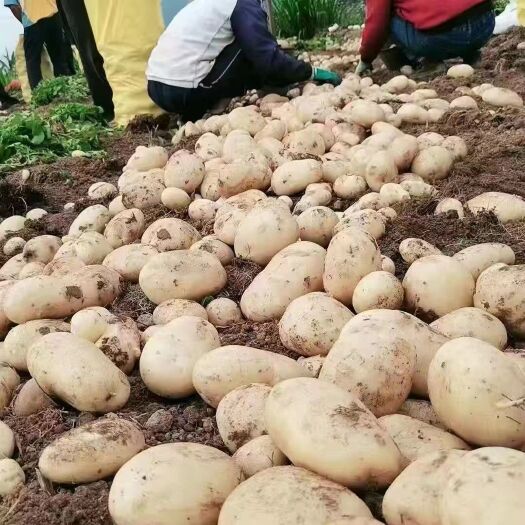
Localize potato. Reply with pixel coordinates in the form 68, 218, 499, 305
188, 199, 217, 221
164, 150, 205, 193
108, 196, 126, 216
447, 63, 474, 78
39, 418, 145, 483
0, 215, 26, 236
195, 132, 223, 161
4, 265, 121, 324
193, 345, 308, 408
284, 129, 325, 156
383, 74, 409, 93
140, 316, 219, 398
206, 298, 241, 327
482, 86, 523, 107
399, 238, 442, 264
362, 130, 398, 150
121, 180, 165, 209
265, 378, 403, 488
43, 256, 85, 276
0, 254, 24, 279
118, 168, 165, 191
323, 228, 381, 306
466, 191, 525, 222
430, 307, 507, 349
0, 364, 19, 410
254, 120, 286, 141
450, 95, 479, 110
109, 443, 242, 525
279, 292, 353, 357
417, 134, 445, 150
139, 250, 226, 305
322, 160, 352, 184
232, 436, 288, 478
103, 208, 145, 249
70, 306, 116, 342
88, 181, 117, 200
124, 145, 168, 171
333, 174, 368, 199
435, 197, 465, 218
381, 255, 396, 274
388, 134, 418, 171
411, 146, 454, 182
397, 103, 429, 124
346, 192, 385, 213
55, 231, 113, 265
241, 241, 325, 321
21, 235, 60, 265
68, 204, 111, 237
295, 207, 337, 247
0, 458, 25, 496
3, 319, 70, 371
271, 159, 323, 196
429, 337, 525, 447
308, 123, 335, 150
0, 421, 15, 458
442, 135, 468, 160
453, 242, 515, 279
103, 243, 158, 282
398, 398, 445, 429
379, 182, 410, 206
219, 152, 272, 197
203, 114, 228, 133
216, 383, 271, 452
18, 261, 45, 279
3, 237, 25, 257
229, 106, 266, 135
27, 332, 130, 413
159, 187, 190, 211
382, 450, 467, 525
365, 150, 398, 191
141, 218, 201, 252
400, 179, 436, 198
190, 235, 234, 266
26, 208, 48, 221
234, 200, 299, 265
352, 271, 404, 313
403, 255, 474, 320
13, 378, 54, 416
345, 99, 386, 128
153, 298, 208, 325
222, 130, 258, 161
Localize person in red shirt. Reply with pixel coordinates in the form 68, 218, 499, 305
356, 0, 495, 75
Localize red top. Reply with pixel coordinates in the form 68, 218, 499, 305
359, 0, 488, 63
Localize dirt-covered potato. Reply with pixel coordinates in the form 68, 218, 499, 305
121, 180, 164, 209
398, 398, 445, 429
190, 236, 235, 266
103, 243, 158, 282
0, 420, 15, 458
336, 209, 386, 240
188, 199, 217, 221
152, 298, 208, 325
399, 238, 442, 264
141, 218, 201, 252
42, 256, 85, 277
333, 174, 368, 199
284, 129, 325, 156
21, 235, 61, 264
27, 332, 130, 413
429, 337, 525, 447
0, 458, 25, 496
271, 159, 323, 196
39, 418, 145, 483
68, 205, 111, 237
18, 262, 45, 279
70, 306, 115, 342
365, 150, 398, 191
296, 206, 338, 247
109, 443, 242, 525
411, 146, 454, 181
3, 237, 25, 257
88, 182, 117, 200
164, 150, 205, 193
206, 298, 242, 327
124, 145, 168, 171
434, 197, 465, 218
352, 271, 404, 313
279, 292, 353, 357
13, 378, 54, 416
219, 151, 272, 197
193, 345, 309, 408
195, 132, 223, 161
140, 316, 220, 398
453, 242, 515, 279
345, 99, 386, 128
55, 231, 113, 265
232, 435, 288, 478
482, 86, 524, 107
466, 191, 525, 222
0, 364, 19, 411
103, 208, 145, 249
229, 106, 266, 135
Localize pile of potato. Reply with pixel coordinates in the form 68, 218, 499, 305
0, 67, 525, 524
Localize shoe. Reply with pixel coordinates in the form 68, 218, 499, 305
411, 59, 447, 80
209, 97, 232, 115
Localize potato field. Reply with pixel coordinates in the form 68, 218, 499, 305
0, 27, 524, 525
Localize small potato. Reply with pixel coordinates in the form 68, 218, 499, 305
411, 146, 454, 181
453, 242, 515, 279
450, 95, 479, 109
333, 175, 367, 199
0, 458, 25, 496
3, 237, 25, 257
447, 64, 474, 78
190, 235, 234, 266
152, 298, 208, 325
379, 182, 410, 206
0, 254, 25, 280
232, 436, 288, 478
88, 182, 117, 200
103, 244, 158, 282
70, 306, 116, 342
297, 355, 324, 377
417, 132, 444, 149
466, 191, 525, 223
0, 216, 26, 236
26, 208, 48, 221
68, 205, 111, 237
365, 150, 398, 191
161, 187, 191, 211
442, 135, 468, 160
103, 208, 145, 249
347, 192, 385, 213
378, 207, 397, 221
297, 206, 338, 247
22, 235, 62, 264
399, 179, 436, 198
195, 132, 223, 161
254, 120, 286, 141
322, 160, 352, 184
164, 150, 205, 192
108, 196, 126, 216
352, 271, 404, 313
381, 255, 396, 274
141, 218, 201, 252
188, 199, 217, 221
13, 378, 54, 416
397, 103, 429, 124
39, 418, 145, 483
399, 237, 442, 264
398, 398, 445, 429
435, 197, 465, 218
206, 298, 242, 327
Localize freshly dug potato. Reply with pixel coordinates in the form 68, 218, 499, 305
345, 99, 386, 128
219, 152, 272, 197
336, 209, 386, 240
18, 262, 45, 279
333, 175, 367, 199
279, 292, 353, 357
0, 421, 15, 458
346, 192, 385, 213
0, 216, 26, 236
234, 200, 299, 265
365, 150, 398, 191
22, 235, 62, 264
222, 130, 259, 161
68, 205, 111, 237
13, 378, 54, 416
254, 120, 286, 141
121, 180, 164, 209
382, 450, 467, 525
124, 145, 168, 171
39, 418, 145, 483
218, 466, 373, 525
388, 134, 418, 171
321, 160, 351, 184
153, 298, 208, 325
164, 150, 205, 193
4, 265, 121, 324
381, 255, 396, 274
466, 191, 525, 222
0, 364, 19, 410
450, 95, 479, 109
241, 241, 325, 321
400, 179, 436, 198
430, 307, 507, 349
428, 337, 525, 447
0, 255, 25, 280
398, 398, 445, 429
411, 146, 454, 181
70, 306, 115, 342
297, 206, 338, 247
232, 436, 288, 478
0, 458, 25, 496
88, 182, 117, 200
3, 237, 25, 257
141, 218, 201, 252
379, 183, 410, 207
56, 231, 113, 265
108, 196, 126, 216
161, 187, 191, 211
27, 332, 130, 413
265, 378, 403, 488
323, 228, 381, 306
435, 197, 465, 218
103, 244, 158, 282
109, 443, 242, 525
118, 168, 165, 192
103, 208, 145, 249
447, 64, 474, 78
140, 316, 220, 398
482, 86, 524, 107
379, 414, 470, 467
397, 103, 429, 124
188, 199, 217, 221
228, 107, 266, 135
193, 345, 308, 408
3, 319, 70, 371
206, 298, 242, 327
352, 271, 404, 313
284, 129, 325, 156
271, 159, 323, 196
195, 132, 223, 161
442, 135, 468, 160
403, 255, 475, 320
43, 256, 85, 276
399, 238, 442, 264
453, 242, 515, 279
216, 383, 271, 452
190, 235, 234, 266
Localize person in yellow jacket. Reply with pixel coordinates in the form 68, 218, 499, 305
5, 0, 71, 89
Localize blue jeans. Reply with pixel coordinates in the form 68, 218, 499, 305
390, 11, 495, 63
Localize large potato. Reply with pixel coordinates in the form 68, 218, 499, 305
218, 152, 272, 197
39, 418, 145, 483
109, 443, 242, 525
55, 231, 113, 265
141, 218, 201, 252
466, 191, 525, 223
103, 244, 158, 282
323, 228, 382, 306
232, 436, 288, 478
403, 255, 475, 320
271, 159, 323, 196
192, 345, 309, 408
430, 306, 507, 349
216, 383, 271, 452
68, 205, 111, 237
352, 271, 404, 313
121, 180, 164, 209
428, 337, 525, 447
265, 378, 403, 488
241, 242, 326, 321
164, 150, 205, 192
104, 208, 145, 249
279, 292, 353, 357
27, 332, 130, 413
453, 242, 515, 279
140, 316, 220, 398
139, 250, 226, 305
218, 466, 373, 525
411, 146, 453, 181
284, 129, 325, 155
228, 107, 266, 135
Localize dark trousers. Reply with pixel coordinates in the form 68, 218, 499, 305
391, 9, 495, 63
148, 42, 262, 121
58, 0, 114, 117
24, 13, 71, 89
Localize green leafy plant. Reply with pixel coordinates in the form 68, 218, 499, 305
493, 0, 510, 14
0, 51, 16, 90
31, 74, 90, 107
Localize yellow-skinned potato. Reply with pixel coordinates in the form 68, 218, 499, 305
3, 237, 25, 257
0, 254, 26, 280
70, 306, 115, 342
279, 292, 353, 357
323, 228, 381, 306
140, 316, 220, 398
216, 383, 271, 452
428, 337, 525, 447
284, 129, 325, 156
466, 191, 525, 223
108, 195, 126, 216
161, 187, 191, 211
3, 319, 70, 371
379, 183, 410, 206
232, 435, 288, 478
218, 151, 272, 197
68, 204, 111, 237
139, 250, 226, 305
0, 215, 26, 236
381, 254, 396, 274
121, 180, 164, 209
124, 145, 168, 171
228, 106, 266, 135
271, 159, 323, 196
18, 262, 45, 279
118, 168, 165, 192
336, 209, 386, 240
442, 135, 468, 160
399, 237, 442, 264
241, 241, 326, 321
96, 318, 141, 374
219, 466, 373, 525
365, 150, 398, 191
0, 364, 19, 410
400, 179, 436, 198
164, 150, 205, 192
308, 123, 335, 149
190, 235, 234, 266
0, 420, 15, 458
482, 86, 524, 107
188, 199, 217, 221
206, 298, 242, 327
435, 197, 465, 218
152, 298, 208, 325
192, 345, 309, 408
27, 332, 130, 413
88, 181, 117, 200
322, 160, 353, 184
22, 235, 62, 264
141, 218, 201, 252
416, 132, 444, 149
39, 418, 145, 484
398, 398, 446, 429
265, 378, 403, 488
103, 208, 145, 249
55, 231, 113, 265
195, 132, 223, 161
0, 458, 24, 496
345, 99, 386, 128
13, 378, 54, 416
453, 242, 515, 279
430, 307, 507, 349
352, 271, 404, 313
222, 129, 258, 161
43, 256, 85, 276
109, 442, 242, 525
103, 243, 158, 282
346, 191, 385, 213
411, 146, 454, 181
254, 120, 286, 141
297, 206, 338, 247
397, 103, 429, 124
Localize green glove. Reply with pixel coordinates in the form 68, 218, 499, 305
313, 67, 342, 86
355, 59, 372, 76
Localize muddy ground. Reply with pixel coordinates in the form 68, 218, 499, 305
0, 28, 524, 524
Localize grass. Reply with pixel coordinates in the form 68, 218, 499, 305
0, 51, 16, 91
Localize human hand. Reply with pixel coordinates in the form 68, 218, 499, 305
355, 59, 372, 76
313, 67, 342, 86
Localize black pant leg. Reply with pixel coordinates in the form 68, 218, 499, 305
40, 13, 71, 78
23, 23, 45, 89
57, 0, 114, 116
